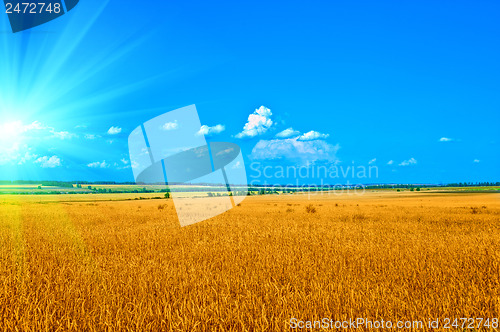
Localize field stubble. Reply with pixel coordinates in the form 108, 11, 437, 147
0, 192, 499, 331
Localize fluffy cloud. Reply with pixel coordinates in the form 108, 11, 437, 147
297, 130, 329, 141
131, 161, 140, 169
35, 156, 61, 168
399, 158, 417, 166
473, 159, 480, 163
107, 126, 122, 135
0, 121, 45, 136
84, 134, 101, 140
275, 127, 300, 138
162, 121, 178, 131
114, 158, 131, 170
23, 121, 46, 131
251, 137, 339, 162
51, 130, 77, 140
87, 160, 109, 168
235, 106, 273, 138
439, 137, 453, 142
0, 120, 77, 141
387, 160, 394, 165
368, 158, 376, 164
0, 142, 40, 167
0, 143, 24, 166
197, 124, 225, 136
18, 151, 38, 165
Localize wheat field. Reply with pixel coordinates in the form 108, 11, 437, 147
0, 191, 499, 331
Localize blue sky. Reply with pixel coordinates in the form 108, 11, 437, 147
0, 0, 498, 184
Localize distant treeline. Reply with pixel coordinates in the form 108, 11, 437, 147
0, 181, 74, 188
363, 182, 500, 189
0, 180, 136, 186
0, 180, 498, 188
444, 182, 500, 187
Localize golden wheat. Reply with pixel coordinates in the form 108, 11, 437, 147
0, 191, 499, 331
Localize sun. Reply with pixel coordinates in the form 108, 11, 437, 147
0, 121, 24, 143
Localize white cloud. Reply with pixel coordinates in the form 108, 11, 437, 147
297, 130, 329, 141
251, 137, 339, 163
275, 127, 300, 138
107, 126, 122, 135
0, 120, 76, 166
35, 156, 61, 168
162, 121, 178, 131
439, 137, 453, 142
23, 121, 46, 131
0, 121, 46, 137
216, 147, 234, 157
235, 106, 273, 138
0, 143, 17, 164
18, 151, 38, 165
87, 160, 109, 169
368, 158, 377, 164
232, 161, 242, 169
51, 130, 77, 140
473, 159, 480, 163
131, 161, 140, 169
0, 143, 23, 166
115, 158, 131, 170
84, 134, 101, 140
197, 124, 225, 136
387, 160, 394, 165
399, 158, 417, 166
0, 142, 41, 167
0, 120, 77, 140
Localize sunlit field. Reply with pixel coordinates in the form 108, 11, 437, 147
0, 191, 499, 331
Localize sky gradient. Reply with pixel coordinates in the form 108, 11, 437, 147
0, 0, 498, 184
